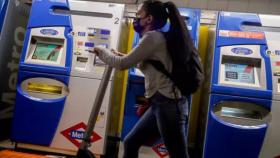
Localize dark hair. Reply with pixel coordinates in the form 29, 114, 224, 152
142, 0, 195, 60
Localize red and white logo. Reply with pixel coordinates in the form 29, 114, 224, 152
152, 143, 169, 158
61, 122, 102, 147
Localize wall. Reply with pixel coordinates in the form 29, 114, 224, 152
90, 0, 280, 15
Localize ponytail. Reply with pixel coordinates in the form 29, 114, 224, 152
163, 1, 195, 61
141, 0, 195, 60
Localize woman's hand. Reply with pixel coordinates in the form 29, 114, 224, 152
92, 47, 104, 56
89, 47, 125, 57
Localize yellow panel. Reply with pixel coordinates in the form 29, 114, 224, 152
188, 25, 209, 147
107, 19, 136, 137
27, 82, 62, 95
117, 19, 135, 135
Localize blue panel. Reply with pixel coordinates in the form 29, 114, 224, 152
121, 116, 141, 140
211, 12, 272, 99
28, 0, 71, 28
178, 8, 201, 47
64, 26, 73, 74
121, 73, 145, 140
160, 8, 201, 48
203, 94, 271, 158
216, 12, 266, 46
211, 85, 272, 101
0, 0, 8, 33
19, 27, 73, 76
260, 45, 273, 91
11, 70, 69, 145
101, 29, 110, 35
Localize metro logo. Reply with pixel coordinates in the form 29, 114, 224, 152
40, 29, 58, 36
152, 143, 169, 158
61, 122, 102, 147
70, 130, 84, 140
231, 47, 253, 55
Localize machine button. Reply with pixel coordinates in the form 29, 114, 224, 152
101, 29, 110, 35
85, 42, 94, 48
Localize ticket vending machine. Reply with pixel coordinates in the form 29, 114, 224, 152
11, 0, 124, 155
0, 0, 30, 141
202, 12, 280, 158
257, 15, 280, 158
119, 8, 201, 158
0, 0, 8, 33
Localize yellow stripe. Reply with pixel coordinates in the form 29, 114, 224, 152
27, 82, 62, 95
188, 25, 210, 146
117, 19, 135, 135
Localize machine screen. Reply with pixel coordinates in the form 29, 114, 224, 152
32, 43, 62, 62
224, 63, 255, 84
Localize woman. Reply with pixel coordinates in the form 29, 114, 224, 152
93, 1, 194, 157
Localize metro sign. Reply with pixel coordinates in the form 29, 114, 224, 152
61, 122, 102, 147
152, 143, 169, 158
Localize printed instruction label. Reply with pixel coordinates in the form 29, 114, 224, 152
219, 30, 265, 39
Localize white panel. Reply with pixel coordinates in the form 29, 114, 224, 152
207, 0, 228, 11
227, 0, 249, 12
247, 0, 270, 14
51, 77, 112, 155
259, 101, 280, 158
259, 14, 280, 28
69, 1, 124, 51
69, 1, 124, 79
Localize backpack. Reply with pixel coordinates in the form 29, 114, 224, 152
147, 45, 204, 97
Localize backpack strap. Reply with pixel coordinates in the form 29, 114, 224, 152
146, 60, 173, 81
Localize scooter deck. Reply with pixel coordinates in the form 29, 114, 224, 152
0, 150, 47, 158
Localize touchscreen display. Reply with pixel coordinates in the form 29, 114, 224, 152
224, 63, 255, 84
32, 43, 62, 62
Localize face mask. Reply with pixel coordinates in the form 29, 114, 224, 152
133, 17, 144, 34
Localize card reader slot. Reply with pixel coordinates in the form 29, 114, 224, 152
53, 9, 113, 18
27, 82, 63, 95
213, 101, 271, 126
221, 55, 261, 67
77, 57, 88, 63
241, 24, 280, 33
221, 107, 262, 120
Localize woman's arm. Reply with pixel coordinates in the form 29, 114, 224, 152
93, 32, 158, 70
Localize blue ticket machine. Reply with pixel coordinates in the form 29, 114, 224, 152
202, 12, 275, 158
11, 0, 124, 155
119, 8, 201, 158
0, 0, 8, 33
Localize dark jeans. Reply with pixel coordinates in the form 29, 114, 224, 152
123, 92, 189, 158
